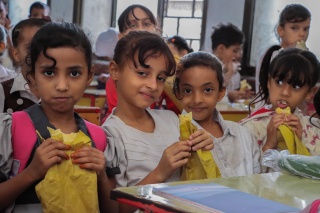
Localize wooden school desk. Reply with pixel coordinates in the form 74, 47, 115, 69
111, 172, 320, 213
74, 105, 101, 125
77, 89, 106, 109
216, 102, 249, 122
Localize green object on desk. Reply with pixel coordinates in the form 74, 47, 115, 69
278, 155, 320, 179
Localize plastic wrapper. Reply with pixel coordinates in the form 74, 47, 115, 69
35, 128, 99, 213
262, 149, 320, 180
179, 112, 221, 180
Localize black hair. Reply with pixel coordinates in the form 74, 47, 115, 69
118, 4, 158, 33
29, 1, 47, 16
113, 30, 175, 77
211, 23, 244, 51
167, 35, 193, 54
173, 51, 224, 100
250, 47, 320, 112
12, 17, 51, 47
27, 21, 92, 78
278, 4, 311, 27
310, 88, 320, 128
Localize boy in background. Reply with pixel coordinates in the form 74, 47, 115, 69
211, 23, 254, 103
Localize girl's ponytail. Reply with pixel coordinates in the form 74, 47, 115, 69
250, 45, 281, 112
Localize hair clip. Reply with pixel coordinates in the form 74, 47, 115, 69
172, 38, 175, 43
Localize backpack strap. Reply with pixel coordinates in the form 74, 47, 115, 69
11, 111, 37, 174
2, 79, 37, 113
84, 120, 107, 151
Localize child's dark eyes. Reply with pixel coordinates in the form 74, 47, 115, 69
292, 83, 302, 89
43, 70, 54, 76
70, 70, 81, 77
204, 88, 213, 93
143, 21, 152, 27
157, 75, 167, 82
137, 71, 147, 77
276, 79, 302, 89
183, 88, 192, 94
276, 79, 283, 85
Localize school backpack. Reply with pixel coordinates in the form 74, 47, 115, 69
10, 104, 107, 204
11, 106, 107, 174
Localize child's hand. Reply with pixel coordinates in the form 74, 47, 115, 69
263, 113, 285, 152
189, 129, 213, 151
26, 139, 70, 180
71, 146, 106, 179
154, 141, 191, 182
284, 114, 303, 140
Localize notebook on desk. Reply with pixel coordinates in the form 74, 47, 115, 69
153, 183, 299, 213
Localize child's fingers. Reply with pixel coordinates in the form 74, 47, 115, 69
189, 129, 209, 143
189, 129, 204, 140
168, 141, 191, 155
39, 139, 70, 153
71, 147, 106, 170
171, 150, 191, 162
72, 147, 105, 160
172, 157, 189, 168
192, 137, 213, 151
78, 163, 104, 172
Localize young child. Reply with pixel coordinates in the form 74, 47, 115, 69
211, 23, 254, 103
28, 1, 50, 18
255, 4, 311, 94
0, 21, 112, 212
173, 51, 261, 177
0, 18, 50, 113
104, 4, 160, 119
241, 48, 320, 159
0, 24, 15, 82
102, 31, 212, 212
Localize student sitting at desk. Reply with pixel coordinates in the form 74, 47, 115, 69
211, 23, 254, 103
173, 51, 261, 177
240, 48, 320, 173
102, 31, 213, 213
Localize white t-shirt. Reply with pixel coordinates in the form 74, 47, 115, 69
103, 108, 181, 187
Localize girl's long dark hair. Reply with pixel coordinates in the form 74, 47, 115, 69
250, 47, 320, 114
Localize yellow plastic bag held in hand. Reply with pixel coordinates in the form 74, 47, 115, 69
179, 112, 221, 181
35, 128, 99, 213
275, 107, 310, 156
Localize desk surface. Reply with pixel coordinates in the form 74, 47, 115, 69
111, 172, 320, 212
84, 89, 106, 96
216, 102, 249, 114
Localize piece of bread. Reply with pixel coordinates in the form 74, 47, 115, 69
240, 79, 252, 91
275, 107, 291, 115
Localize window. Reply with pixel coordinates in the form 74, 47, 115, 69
161, 0, 204, 51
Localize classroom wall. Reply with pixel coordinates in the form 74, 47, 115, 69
50, 0, 74, 23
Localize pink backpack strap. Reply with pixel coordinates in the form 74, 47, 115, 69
84, 120, 107, 151
11, 111, 37, 174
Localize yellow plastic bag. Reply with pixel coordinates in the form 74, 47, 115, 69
276, 107, 310, 156
35, 128, 99, 213
179, 112, 221, 180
